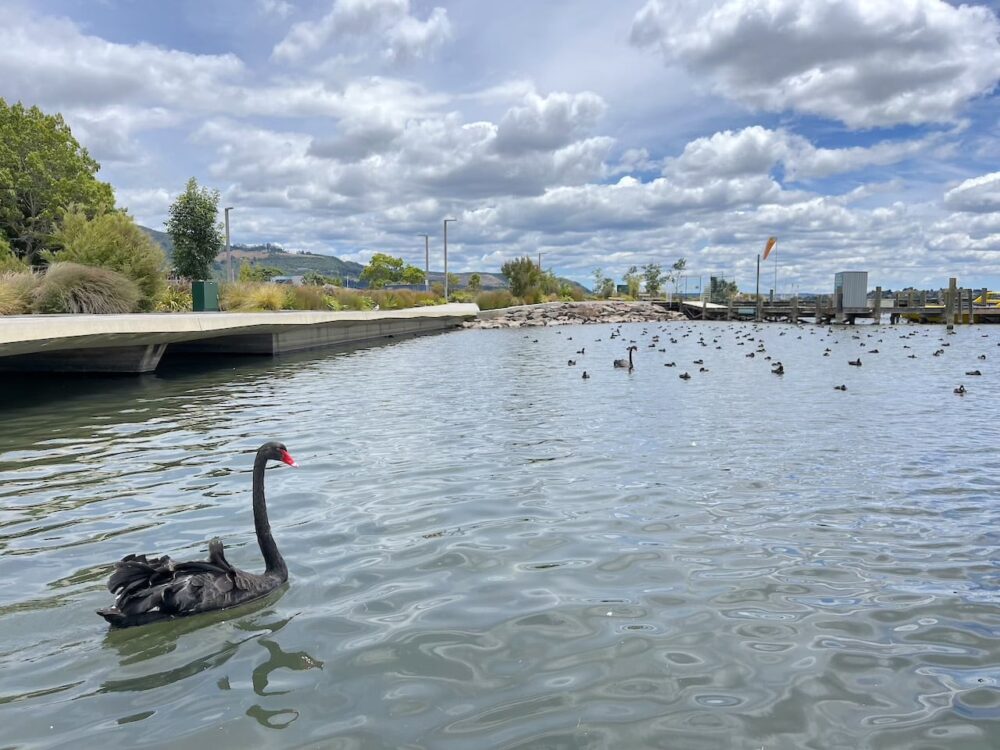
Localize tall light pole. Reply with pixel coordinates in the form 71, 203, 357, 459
224, 207, 234, 282
418, 234, 430, 292
443, 218, 456, 300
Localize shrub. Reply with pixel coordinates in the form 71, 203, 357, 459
285, 285, 328, 310
219, 282, 288, 311
0, 237, 29, 273
367, 289, 440, 309
0, 271, 38, 314
475, 289, 517, 310
32, 262, 140, 314
154, 280, 192, 312
50, 208, 166, 310
325, 287, 374, 310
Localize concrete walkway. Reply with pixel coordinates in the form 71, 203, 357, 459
0, 304, 478, 372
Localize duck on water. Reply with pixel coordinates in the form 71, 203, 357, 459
97, 441, 297, 629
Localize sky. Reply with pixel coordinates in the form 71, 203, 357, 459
1, 0, 998, 292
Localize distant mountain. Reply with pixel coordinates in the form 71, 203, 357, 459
139, 226, 585, 292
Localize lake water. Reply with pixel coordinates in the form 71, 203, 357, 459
1, 321, 999, 749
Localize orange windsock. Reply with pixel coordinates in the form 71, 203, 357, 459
763, 236, 777, 261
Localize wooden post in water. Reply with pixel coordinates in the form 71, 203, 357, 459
727, 297, 733, 321
873, 286, 882, 325
948, 278, 958, 326
791, 294, 798, 324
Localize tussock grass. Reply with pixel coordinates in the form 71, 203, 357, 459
0, 271, 39, 315
220, 282, 288, 311
285, 285, 328, 310
32, 262, 140, 314
475, 289, 518, 310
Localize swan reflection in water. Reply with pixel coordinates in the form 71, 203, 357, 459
101, 603, 323, 730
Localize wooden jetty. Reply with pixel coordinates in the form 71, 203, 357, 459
654, 280, 1000, 325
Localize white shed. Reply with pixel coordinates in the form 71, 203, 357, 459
834, 271, 868, 310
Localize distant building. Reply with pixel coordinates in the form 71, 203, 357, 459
272, 275, 304, 286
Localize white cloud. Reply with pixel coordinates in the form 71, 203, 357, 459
495, 91, 607, 154
943, 172, 1000, 213
630, 0, 1000, 128
257, 0, 293, 18
272, 0, 451, 65
666, 126, 940, 182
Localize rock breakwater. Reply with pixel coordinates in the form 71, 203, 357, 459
464, 301, 684, 329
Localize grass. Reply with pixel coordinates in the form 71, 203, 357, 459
154, 281, 193, 312
219, 282, 288, 311
0, 271, 39, 314
475, 289, 519, 310
32, 262, 140, 314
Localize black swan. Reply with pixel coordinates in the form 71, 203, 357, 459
614, 346, 637, 370
97, 441, 297, 628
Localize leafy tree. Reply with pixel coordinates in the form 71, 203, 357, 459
303, 270, 336, 286
0, 234, 28, 272
0, 99, 115, 262
239, 263, 281, 282
468, 273, 481, 292
446, 272, 460, 290
167, 178, 222, 280
669, 257, 687, 296
360, 252, 424, 288
623, 265, 642, 298
501, 256, 541, 297
591, 267, 604, 294
642, 263, 664, 296
599, 278, 615, 298
710, 277, 739, 303
402, 265, 426, 285
47, 207, 166, 310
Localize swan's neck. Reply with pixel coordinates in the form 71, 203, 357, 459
628, 349, 633, 367
253, 452, 287, 580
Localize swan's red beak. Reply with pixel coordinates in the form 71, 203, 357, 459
279, 449, 298, 468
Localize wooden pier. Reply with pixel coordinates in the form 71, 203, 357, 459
654, 281, 1000, 325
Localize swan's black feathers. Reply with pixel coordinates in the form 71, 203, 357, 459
98, 539, 278, 627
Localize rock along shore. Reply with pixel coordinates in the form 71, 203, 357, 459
464, 301, 685, 329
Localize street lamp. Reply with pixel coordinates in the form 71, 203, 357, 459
224, 207, 234, 282
418, 234, 430, 292
443, 218, 457, 300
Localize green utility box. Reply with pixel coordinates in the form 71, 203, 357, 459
192, 280, 219, 312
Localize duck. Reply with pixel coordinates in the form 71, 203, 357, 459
834, 384, 847, 391
582, 371, 590, 380
679, 372, 691, 380
954, 385, 966, 395
965, 370, 982, 376
849, 358, 862, 367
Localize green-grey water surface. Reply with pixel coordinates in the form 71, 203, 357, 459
1, 321, 999, 749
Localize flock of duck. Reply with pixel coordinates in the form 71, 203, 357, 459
537, 321, 994, 396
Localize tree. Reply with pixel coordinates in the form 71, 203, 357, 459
401, 266, 426, 285
468, 273, 481, 292
447, 272, 460, 290
48, 207, 166, 310
710, 277, 739, 303
591, 267, 604, 294
0, 99, 115, 263
0, 234, 28, 272
360, 252, 425, 288
239, 263, 281, 282
501, 256, 541, 297
669, 257, 687, 296
303, 270, 336, 286
623, 265, 642, 297
166, 178, 222, 280
642, 263, 664, 297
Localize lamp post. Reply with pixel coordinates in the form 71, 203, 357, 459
443, 218, 456, 300
224, 207, 234, 282
418, 234, 430, 291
